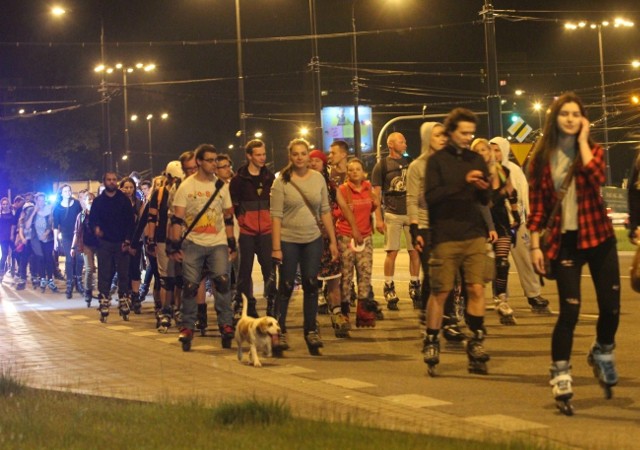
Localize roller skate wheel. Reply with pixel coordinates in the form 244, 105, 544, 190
181, 341, 191, 352
603, 384, 613, 399
100, 315, 108, 323
158, 326, 168, 334
221, 337, 232, 349
199, 329, 207, 337
427, 365, 437, 377
556, 400, 574, 416
468, 362, 488, 375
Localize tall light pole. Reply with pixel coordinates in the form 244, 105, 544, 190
351, 0, 361, 158
565, 18, 634, 185
481, 0, 503, 138
235, 0, 247, 147
132, 112, 168, 176
50, 5, 112, 172
95, 62, 156, 165
308, 0, 323, 148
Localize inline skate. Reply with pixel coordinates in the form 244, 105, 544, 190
587, 341, 618, 399
422, 334, 440, 377
195, 303, 208, 336
131, 292, 142, 315
118, 295, 131, 321
409, 280, 421, 309
220, 324, 235, 349
304, 329, 323, 356
98, 294, 110, 323
178, 328, 193, 351
384, 281, 399, 310
355, 298, 376, 328
550, 360, 574, 416
330, 309, 351, 338
494, 294, 517, 325
466, 330, 490, 374
528, 295, 551, 314
157, 307, 172, 333
442, 315, 466, 342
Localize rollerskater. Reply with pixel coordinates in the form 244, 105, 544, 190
549, 361, 574, 416
16, 278, 26, 290
587, 341, 618, 399
98, 294, 110, 323
219, 324, 235, 349
330, 309, 351, 338
528, 295, 551, 314
118, 295, 131, 321
65, 279, 73, 299
529, 93, 621, 412
466, 330, 490, 375
383, 281, 399, 310
422, 333, 440, 377
196, 303, 208, 336
304, 329, 323, 356
157, 307, 172, 333
494, 294, 517, 325
178, 328, 193, 352
355, 298, 376, 328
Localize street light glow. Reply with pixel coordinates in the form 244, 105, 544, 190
632, 60, 640, 68
94, 64, 105, 72
51, 6, 66, 17
146, 114, 153, 121
228, 144, 234, 150
533, 101, 542, 111
161, 113, 169, 120
515, 89, 524, 96
300, 127, 309, 136
131, 114, 138, 121
254, 132, 263, 138
144, 64, 156, 72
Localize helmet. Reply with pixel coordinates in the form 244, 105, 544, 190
165, 161, 183, 180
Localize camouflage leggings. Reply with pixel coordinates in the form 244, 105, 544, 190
338, 235, 373, 301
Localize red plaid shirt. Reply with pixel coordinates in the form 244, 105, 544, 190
527, 144, 614, 259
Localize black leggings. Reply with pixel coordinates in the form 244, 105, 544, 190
551, 232, 620, 361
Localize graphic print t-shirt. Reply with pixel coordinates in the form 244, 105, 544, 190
172, 176, 232, 247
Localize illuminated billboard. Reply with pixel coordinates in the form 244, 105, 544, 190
321, 105, 373, 153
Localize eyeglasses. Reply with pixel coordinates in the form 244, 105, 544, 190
202, 158, 217, 163
217, 165, 230, 170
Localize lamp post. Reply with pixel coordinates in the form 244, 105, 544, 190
351, 0, 361, 158
95, 62, 156, 165
51, 5, 112, 172
308, 0, 323, 148
234, 0, 247, 147
131, 112, 168, 176
565, 18, 634, 184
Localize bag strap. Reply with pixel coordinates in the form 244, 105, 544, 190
544, 154, 580, 230
289, 180, 322, 231
179, 179, 225, 245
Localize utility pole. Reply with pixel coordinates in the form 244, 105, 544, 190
481, 0, 502, 138
351, 1, 361, 158
235, 0, 247, 149
309, 0, 323, 149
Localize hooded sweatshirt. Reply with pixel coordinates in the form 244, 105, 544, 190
489, 136, 528, 220
406, 122, 442, 228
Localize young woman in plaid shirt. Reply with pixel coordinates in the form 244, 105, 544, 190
527, 92, 620, 415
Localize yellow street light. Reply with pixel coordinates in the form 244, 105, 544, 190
254, 132, 263, 138
299, 127, 309, 137
51, 6, 67, 17
146, 114, 153, 121
631, 95, 639, 105
161, 113, 169, 120
632, 60, 640, 68
228, 144, 235, 150
130, 114, 138, 122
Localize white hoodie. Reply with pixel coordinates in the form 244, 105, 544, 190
489, 137, 529, 220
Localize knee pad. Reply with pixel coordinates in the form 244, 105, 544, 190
160, 276, 175, 292
183, 280, 199, 299
302, 276, 319, 295
174, 275, 183, 289
212, 274, 230, 294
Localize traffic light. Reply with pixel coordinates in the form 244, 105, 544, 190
510, 114, 521, 123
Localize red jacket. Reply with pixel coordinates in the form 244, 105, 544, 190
229, 164, 274, 236
527, 144, 614, 259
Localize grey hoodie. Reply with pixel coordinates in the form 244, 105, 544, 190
489, 136, 528, 218
407, 122, 442, 227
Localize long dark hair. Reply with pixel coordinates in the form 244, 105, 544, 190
529, 92, 595, 184
280, 138, 310, 183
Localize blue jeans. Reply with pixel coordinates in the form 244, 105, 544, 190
61, 236, 83, 280
180, 240, 232, 330
276, 237, 323, 334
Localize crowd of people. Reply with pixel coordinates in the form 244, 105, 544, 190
0, 93, 623, 414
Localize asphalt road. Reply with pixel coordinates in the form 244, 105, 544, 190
1, 249, 638, 449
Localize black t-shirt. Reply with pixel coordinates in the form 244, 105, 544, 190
0, 211, 15, 241
371, 156, 411, 215
54, 200, 82, 240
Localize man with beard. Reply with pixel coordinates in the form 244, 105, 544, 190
89, 171, 135, 322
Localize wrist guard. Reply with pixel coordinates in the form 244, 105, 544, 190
146, 240, 157, 253
170, 215, 186, 227
511, 210, 521, 227
227, 237, 237, 252
224, 215, 234, 227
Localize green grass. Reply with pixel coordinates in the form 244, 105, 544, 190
0, 364, 25, 397
0, 387, 556, 450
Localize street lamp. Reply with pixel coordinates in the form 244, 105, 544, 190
564, 18, 634, 184
132, 112, 169, 176
95, 62, 156, 163
533, 101, 543, 130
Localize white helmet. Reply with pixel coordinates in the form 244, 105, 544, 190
165, 161, 183, 180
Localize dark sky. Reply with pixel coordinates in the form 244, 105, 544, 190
2, 0, 640, 180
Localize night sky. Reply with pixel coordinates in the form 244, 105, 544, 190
1, 0, 640, 187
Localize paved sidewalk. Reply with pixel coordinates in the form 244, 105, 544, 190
1, 250, 639, 449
